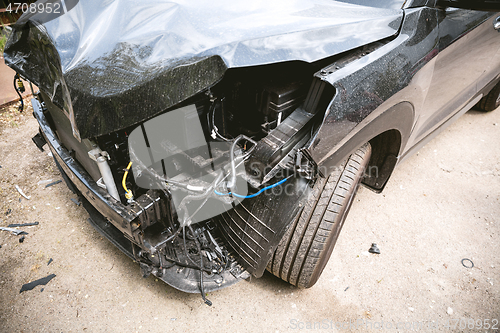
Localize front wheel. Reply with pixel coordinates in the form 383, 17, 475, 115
267, 143, 371, 288
478, 81, 500, 112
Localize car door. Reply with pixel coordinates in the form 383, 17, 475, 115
410, 8, 500, 143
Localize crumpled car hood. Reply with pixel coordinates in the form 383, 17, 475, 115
4, 0, 403, 139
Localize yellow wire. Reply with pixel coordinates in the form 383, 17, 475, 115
123, 161, 133, 199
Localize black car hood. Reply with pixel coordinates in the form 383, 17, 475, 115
4, 0, 403, 139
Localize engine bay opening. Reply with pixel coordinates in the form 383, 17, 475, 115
41, 60, 336, 303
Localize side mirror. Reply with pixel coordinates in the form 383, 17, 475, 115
436, 0, 500, 11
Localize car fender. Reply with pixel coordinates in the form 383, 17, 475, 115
304, 7, 440, 190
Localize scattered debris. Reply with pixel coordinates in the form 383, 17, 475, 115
0, 227, 28, 236
344, 286, 349, 291
45, 180, 62, 188
19, 274, 56, 293
408, 307, 414, 312
447, 307, 453, 315
47, 258, 53, 266
5, 209, 12, 215
40, 288, 44, 292
15, 185, 31, 200
7, 222, 39, 228
19, 235, 25, 243
438, 162, 452, 173
37, 179, 54, 185
461, 258, 474, 268
368, 243, 380, 254
70, 198, 81, 206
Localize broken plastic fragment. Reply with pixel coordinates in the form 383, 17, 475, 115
45, 180, 62, 188
47, 258, 53, 266
7, 222, 39, 228
70, 198, 81, 206
37, 179, 54, 185
0, 227, 28, 236
368, 243, 380, 254
20, 274, 56, 293
15, 185, 31, 200
19, 235, 25, 243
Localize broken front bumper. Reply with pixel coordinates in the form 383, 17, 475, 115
32, 97, 250, 293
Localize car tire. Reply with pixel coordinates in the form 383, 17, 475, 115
478, 81, 500, 112
267, 143, 372, 288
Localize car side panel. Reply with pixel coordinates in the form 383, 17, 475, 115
407, 9, 500, 150
305, 7, 439, 174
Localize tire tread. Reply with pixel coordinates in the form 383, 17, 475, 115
267, 143, 371, 288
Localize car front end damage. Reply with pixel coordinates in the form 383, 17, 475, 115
4, 0, 407, 303
29, 64, 335, 302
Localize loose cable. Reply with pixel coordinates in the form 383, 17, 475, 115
122, 161, 134, 200
215, 176, 291, 199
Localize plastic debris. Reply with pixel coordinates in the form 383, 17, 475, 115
5, 209, 12, 215
447, 307, 453, 315
461, 258, 474, 268
47, 258, 53, 266
368, 243, 380, 254
15, 185, 31, 200
19, 274, 56, 293
70, 198, 81, 206
7, 222, 39, 228
45, 180, 62, 188
37, 179, 54, 185
0, 227, 28, 236
19, 235, 25, 243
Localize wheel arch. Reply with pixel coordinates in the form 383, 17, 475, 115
306, 101, 414, 192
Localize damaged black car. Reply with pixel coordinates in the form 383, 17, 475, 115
4, 0, 500, 305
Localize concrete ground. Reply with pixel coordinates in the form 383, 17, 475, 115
0, 100, 499, 333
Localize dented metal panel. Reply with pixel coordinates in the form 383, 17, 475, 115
4, 0, 402, 139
